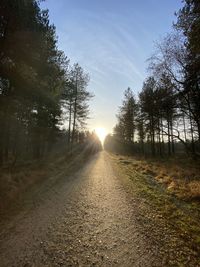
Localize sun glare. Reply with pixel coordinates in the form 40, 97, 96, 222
95, 127, 107, 144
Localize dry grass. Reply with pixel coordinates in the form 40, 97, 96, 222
0, 162, 54, 210
0, 153, 74, 211
114, 154, 200, 200
188, 181, 200, 199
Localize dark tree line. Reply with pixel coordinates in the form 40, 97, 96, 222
106, 0, 200, 158
0, 0, 94, 165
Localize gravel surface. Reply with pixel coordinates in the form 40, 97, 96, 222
0, 152, 174, 266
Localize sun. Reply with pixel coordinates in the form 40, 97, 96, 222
95, 127, 107, 144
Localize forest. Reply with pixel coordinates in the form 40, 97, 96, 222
105, 0, 200, 159
0, 0, 101, 167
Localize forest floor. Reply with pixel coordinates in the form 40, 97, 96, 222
0, 147, 91, 211
0, 151, 200, 266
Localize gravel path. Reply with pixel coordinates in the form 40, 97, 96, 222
0, 152, 162, 266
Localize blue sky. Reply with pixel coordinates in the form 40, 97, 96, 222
41, 0, 182, 133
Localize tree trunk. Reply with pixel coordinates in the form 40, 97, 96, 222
189, 109, 195, 156
170, 119, 175, 155
158, 118, 162, 156
71, 77, 78, 146
151, 116, 155, 156
167, 119, 171, 156
68, 99, 72, 145
161, 117, 165, 155
183, 113, 187, 142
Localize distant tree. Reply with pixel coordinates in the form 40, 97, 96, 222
115, 88, 137, 143
157, 74, 177, 156
139, 77, 158, 156
136, 105, 146, 155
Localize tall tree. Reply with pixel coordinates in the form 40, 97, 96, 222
115, 88, 137, 143
139, 77, 158, 156
175, 0, 200, 144
67, 63, 92, 147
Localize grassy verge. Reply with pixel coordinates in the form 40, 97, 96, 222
108, 152, 200, 266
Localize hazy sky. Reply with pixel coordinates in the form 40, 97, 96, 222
41, 0, 182, 133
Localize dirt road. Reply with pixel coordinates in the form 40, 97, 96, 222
0, 152, 178, 266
